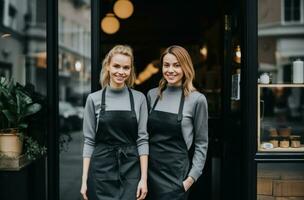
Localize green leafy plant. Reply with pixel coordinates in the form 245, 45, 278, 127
0, 77, 41, 131
0, 77, 47, 160
23, 136, 47, 160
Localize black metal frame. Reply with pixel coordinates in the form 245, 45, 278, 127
91, 0, 101, 92
46, 0, 99, 199
256, 152, 304, 162
47, 0, 59, 199
240, 0, 258, 199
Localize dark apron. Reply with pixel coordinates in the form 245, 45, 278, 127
87, 87, 140, 200
147, 92, 190, 200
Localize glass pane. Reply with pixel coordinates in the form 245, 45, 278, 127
258, 85, 304, 152
257, 163, 304, 199
294, 0, 300, 8
294, 8, 300, 21
284, 9, 291, 21
0, 0, 4, 23
258, 0, 304, 152
0, 0, 47, 198
284, 0, 301, 22
58, 0, 91, 199
285, 0, 291, 8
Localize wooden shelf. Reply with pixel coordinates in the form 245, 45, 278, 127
259, 146, 304, 152
258, 84, 304, 88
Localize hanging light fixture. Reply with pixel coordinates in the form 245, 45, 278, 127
101, 13, 120, 34
200, 45, 208, 60
113, 0, 134, 19
234, 45, 241, 64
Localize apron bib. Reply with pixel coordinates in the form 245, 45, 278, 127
87, 87, 140, 200
147, 92, 190, 200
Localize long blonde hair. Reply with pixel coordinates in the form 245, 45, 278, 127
158, 45, 196, 96
100, 45, 136, 88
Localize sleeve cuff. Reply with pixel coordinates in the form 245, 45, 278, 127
137, 143, 149, 156
82, 145, 94, 158
188, 168, 202, 182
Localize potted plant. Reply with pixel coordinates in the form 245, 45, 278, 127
0, 77, 46, 160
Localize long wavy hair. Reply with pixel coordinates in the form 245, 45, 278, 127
100, 45, 136, 88
158, 45, 196, 96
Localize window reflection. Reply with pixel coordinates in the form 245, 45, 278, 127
0, 0, 47, 198
58, 0, 91, 199
259, 85, 304, 151
258, 0, 304, 84
258, 0, 304, 152
284, 0, 302, 23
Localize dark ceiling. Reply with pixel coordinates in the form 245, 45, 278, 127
101, 0, 223, 45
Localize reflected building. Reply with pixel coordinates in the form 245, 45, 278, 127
258, 0, 304, 83
0, 0, 91, 104
58, 0, 91, 105
0, 0, 46, 91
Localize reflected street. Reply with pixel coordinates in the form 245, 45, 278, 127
60, 131, 83, 200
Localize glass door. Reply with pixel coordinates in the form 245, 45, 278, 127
58, 0, 91, 199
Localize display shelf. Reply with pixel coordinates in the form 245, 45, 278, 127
257, 84, 304, 153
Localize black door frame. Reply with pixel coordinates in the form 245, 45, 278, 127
46, 0, 59, 199
46, 0, 259, 199
91, 0, 102, 92
46, 0, 101, 199
240, 0, 258, 199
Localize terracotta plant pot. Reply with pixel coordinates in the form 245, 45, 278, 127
0, 129, 23, 157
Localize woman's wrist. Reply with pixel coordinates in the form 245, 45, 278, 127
140, 176, 147, 181
82, 175, 88, 182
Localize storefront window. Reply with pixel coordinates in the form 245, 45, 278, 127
0, 0, 47, 198
257, 1, 304, 199
0, 2, 47, 145
58, 0, 91, 199
258, 84, 304, 152
258, 0, 304, 152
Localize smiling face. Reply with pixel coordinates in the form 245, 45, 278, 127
162, 53, 184, 86
107, 53, 132, 88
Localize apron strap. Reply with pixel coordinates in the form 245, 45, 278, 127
151, 96, 160, 112
177, 91, 185, 122
101, 87, 106, 114
100, 86, 135, 113
151, 86, 166, 112
127, 87, 135, 112
151, 87, 185, 122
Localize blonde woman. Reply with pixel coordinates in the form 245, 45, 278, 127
80, 45, 148, 200
147, 45, 208, 200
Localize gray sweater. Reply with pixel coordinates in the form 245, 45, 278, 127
82, 86, 149, 157
147, 86, 208, 181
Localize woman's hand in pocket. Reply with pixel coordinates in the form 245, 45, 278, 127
182, 176, 195, 192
